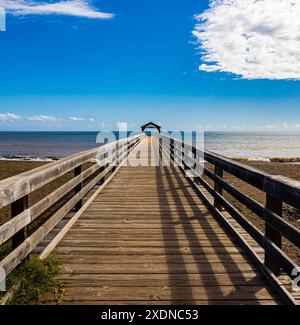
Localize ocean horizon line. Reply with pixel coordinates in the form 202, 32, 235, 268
1, 130, 300, 133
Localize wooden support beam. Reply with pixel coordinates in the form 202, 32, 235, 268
74, 166, 83, 211
170, 138, 174, 162
265, 194, 283, 276
11, 196, 28, 249
181, 140, 185, 169
192, 147, 197, 170
159, 137, 162, 164
192, 131, 197, 169
0, 163, 101, 246
214, 165, 223, 210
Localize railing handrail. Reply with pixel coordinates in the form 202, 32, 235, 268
0, 134, 142, 210
160, 135, 300, 210
0, 134, 142, 278
158, 134, 300, 301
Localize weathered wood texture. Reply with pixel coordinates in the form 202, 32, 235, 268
54, 137, 280, 305
0, 135, 142, 278
0, 134, 141, 210
160, 135, 299, 304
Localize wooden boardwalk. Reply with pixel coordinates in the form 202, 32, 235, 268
53, 137, 279, 304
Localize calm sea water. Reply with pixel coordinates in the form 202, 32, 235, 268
204, 131, 300, 160
0, 131, 139, 161
0, 131, 300, 161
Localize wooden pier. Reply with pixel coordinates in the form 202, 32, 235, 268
1, 134, 300, 304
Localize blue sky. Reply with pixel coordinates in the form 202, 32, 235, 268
0, 0, 300, 131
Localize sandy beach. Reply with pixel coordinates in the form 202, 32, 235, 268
217, 161, 300, 264
1, 159, 299, 266
0, 161, 75, 234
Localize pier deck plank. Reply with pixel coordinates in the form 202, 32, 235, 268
54, 137, 280, 304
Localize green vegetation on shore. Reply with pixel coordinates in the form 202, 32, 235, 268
9, 256, 65, 305
0, 246, 65, 305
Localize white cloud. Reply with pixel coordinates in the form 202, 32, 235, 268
69, 116, 85, 121
28, 114, 57, 122
266, 124, 278, 129
89, 118, 95, 122
0, 113, 22, 121
193, 0, 300, 80
0, 0, 114, 19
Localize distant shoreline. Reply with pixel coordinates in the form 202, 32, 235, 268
1, 154, 300, 164
0, 155, 58, 162
235, 156, 300, 163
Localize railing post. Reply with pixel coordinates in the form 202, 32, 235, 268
170, 138, 174, 163
159, 136, 162, 165
192, 146, 196, 170
126, 137, 134, 160
11, 195, 28, 248
111, 141, 119, 172
214, 164, 223, 210
98, 165, 106, 185
74, 165, 82, 211
192, 131, 197, 170
265, 194, 282, 276
181, 140, 185, 169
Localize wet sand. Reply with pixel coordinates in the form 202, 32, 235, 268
0, 160, 299, 264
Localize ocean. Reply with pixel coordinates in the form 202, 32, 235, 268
1, 131, 300, 162
204, 131, 300, 161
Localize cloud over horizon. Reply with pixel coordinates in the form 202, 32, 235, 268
0, 113, 22, 121
69, 116, 85, 121
193, 0, 300, 80
0, 0, 114, 19
28, 115, 58, 122
2, 111, 300, 131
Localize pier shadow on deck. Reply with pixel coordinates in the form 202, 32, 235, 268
156, 165, 276, 303
53, 137, 280, 304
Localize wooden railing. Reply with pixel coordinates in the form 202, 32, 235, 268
0, 134, 142, 278
2, 133, 299, 303
158, 135, 300, 304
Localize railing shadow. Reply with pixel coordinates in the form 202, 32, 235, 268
155, 161, 266, 304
